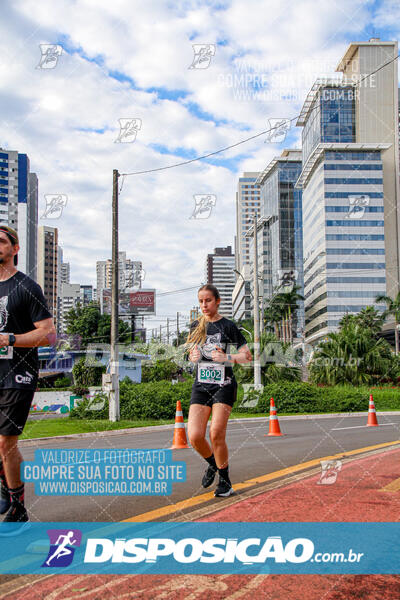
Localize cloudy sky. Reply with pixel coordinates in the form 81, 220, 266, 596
1, 0, 399, 338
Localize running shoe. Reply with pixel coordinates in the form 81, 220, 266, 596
0, 486, 11, 514
202, 465, 217, 488
214, 479, 234, 497
0, 502, 30, 536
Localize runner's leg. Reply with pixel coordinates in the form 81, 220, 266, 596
187, 404, 212, 458
0, 435, 22, 489
209, 403, 232, 469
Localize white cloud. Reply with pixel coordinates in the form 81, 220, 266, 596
0, 0, 391, 333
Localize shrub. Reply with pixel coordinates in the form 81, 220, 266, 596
54, 377, 71, 388
72, 357, 106, 387
234, 381, 400, 414
70, 379, 194, 420
141, 359, 184, 383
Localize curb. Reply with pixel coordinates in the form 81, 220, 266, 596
20, 411, 400, 446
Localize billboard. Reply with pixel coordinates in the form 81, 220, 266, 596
102, 289, 156, 316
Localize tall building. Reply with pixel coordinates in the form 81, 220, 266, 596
27, 173, 38, 280
256, 149, 304, 337
96, 252, 143, 303
37, 226, 58, 324
206, 246, 235, 318
0, 149, 38, 278
296, 39, 399, 345
58, 283, 80, 334
80, 284, 93, 305
57, 245, 70, 295
235, 173, 261, 274
232, 263, 252, 322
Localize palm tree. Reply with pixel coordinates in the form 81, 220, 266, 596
356, 306, 385, 335
263, 302, 282, 338
309, 322, 394, 385
271, 285, 304, 343
375, 292, 400, 354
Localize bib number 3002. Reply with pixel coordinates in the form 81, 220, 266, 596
0, 346, 13, 359
197, 362, 225, 384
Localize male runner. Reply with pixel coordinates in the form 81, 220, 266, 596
0, 226, 56, 531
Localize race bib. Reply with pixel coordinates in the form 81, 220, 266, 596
0, 346, 13, 359
197, 361, 225, 384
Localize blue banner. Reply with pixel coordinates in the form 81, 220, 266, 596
0, 522, 398, 574
21, 449, 186, 496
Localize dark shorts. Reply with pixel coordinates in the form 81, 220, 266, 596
190, 378, 237, 408
0, 388, 35, 436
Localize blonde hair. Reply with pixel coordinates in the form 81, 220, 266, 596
185, 284, 221, 348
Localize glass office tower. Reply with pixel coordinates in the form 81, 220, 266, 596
297, 80, 390, 343
256, 150, 304, 338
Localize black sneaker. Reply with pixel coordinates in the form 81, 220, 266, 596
0, 502, 30, 536
214, 478, 234, 497
0, 486, 11, 514
202, 465, 217, 488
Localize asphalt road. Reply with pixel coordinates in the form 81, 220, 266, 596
18, 413, 400, 523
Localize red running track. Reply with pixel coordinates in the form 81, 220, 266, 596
1, 447, 400, 599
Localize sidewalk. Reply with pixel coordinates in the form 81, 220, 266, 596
1, 445, 400, 599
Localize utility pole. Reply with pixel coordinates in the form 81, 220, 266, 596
167, 318, 170, 344
159, 324, 162, 341
131, 315, 136, 342
109, 169, 120, 421
176, 311, 180, 344
252, 214, 261, 386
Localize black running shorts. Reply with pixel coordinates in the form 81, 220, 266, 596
0, 389, 35, 436
190, 379, 237, 408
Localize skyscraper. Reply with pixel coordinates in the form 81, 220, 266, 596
37, 226, 58, 326
296, 39, 399, 344
0, 149, 38, 278
256, 149, 304, 337
206, 246, 235, 318
235, 173, 261, 274
96, 252, 143, 305
58, 283, 80, 334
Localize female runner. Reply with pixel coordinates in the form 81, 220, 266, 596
186, 284, 252, 496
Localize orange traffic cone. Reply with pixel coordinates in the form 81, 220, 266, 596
170, 400, 190, 448
265, 397, 283, 436
367, 394, 379, 427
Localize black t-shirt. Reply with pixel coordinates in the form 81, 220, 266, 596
189, 317, 248, 383
0, 271, 52, 389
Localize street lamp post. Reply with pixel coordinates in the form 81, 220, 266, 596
252, 215, 261, 386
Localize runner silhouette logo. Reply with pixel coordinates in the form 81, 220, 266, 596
42, 529, 82, 567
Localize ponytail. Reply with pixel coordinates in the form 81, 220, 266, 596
185, 314, 208, 348
184, 283, 221, 350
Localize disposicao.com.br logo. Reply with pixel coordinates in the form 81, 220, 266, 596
42, 529, 82, 568
82, 536, 363, 565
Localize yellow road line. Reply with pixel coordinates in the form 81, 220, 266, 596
123, 439, 400, 522
379, 476, 400, 493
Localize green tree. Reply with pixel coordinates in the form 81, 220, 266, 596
96, 314, 131, 345
65, 302, 131, 347
65, 302, 101, 347
375, 292, 400, 354
72, 356, 106, 387
309, 321, 396, 385
265, 285, 304, 342
355, 306, 385, 335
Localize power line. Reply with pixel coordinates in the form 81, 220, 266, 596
120, 53, 399, 178
156, 284, 202, 296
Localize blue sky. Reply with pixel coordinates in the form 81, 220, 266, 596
0, 0, 399, 336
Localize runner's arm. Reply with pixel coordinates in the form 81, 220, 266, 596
226, 344, 252, 364
0, 317, 56, 348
